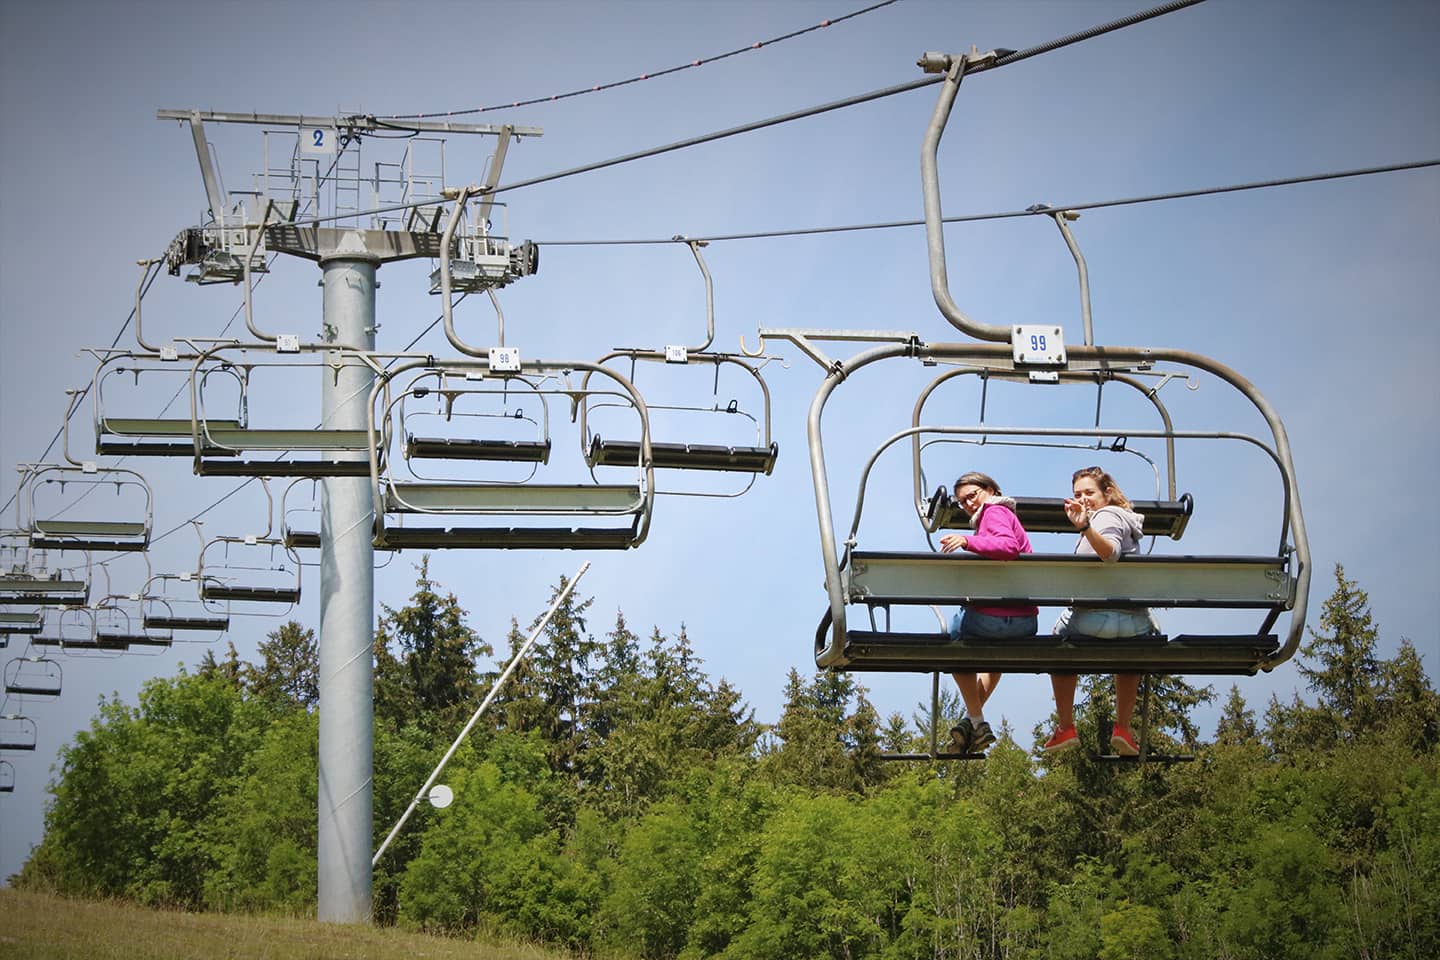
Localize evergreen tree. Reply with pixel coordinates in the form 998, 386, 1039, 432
492, 574, 599, 781
1376, 638, 1440, 750
759, 669, 889, 792
244, 620, 318, 710
578, 618, 759, 820
373, 556, 491, 736
1214, 684, 1258, 746
196, 641, 244, 687
1298, 564, 1382, 737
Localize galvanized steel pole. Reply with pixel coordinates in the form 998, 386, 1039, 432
317, 253, 378, 923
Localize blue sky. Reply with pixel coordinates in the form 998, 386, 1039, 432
2, 0, 1437, 884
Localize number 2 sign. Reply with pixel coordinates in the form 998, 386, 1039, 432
301, 126, 338, 156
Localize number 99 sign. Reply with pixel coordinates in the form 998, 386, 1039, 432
1011, 325, 1066, 366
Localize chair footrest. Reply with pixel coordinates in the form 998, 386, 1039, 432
379, 526, 637, 550
836, 631, 1278, 675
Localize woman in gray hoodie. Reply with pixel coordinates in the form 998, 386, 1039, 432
1043, 466, 1159, 756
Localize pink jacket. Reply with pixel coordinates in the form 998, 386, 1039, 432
963, 499, 1038, 617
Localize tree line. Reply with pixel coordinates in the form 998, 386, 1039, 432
15, 562, 1439, 958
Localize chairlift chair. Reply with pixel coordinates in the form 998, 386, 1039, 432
140, 573, 231, 634
280, 479, 323, 553
399, 370, 553, 467
0, 546, 89, 607
198, 536, 301, 611
93, 597, 172, 650
371, 357, 655, 551
782, 47, 1309, 694
0, 715, 38, 752
32, 607, 128, 654
0, 758, 16, 791
186, 342, 384, 478
22, 463, 153, 554
4, 656, 63, 697
580, 241, 779, 485
92, 351, 246, 458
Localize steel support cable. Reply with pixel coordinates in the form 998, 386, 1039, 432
378, 1, 906, 121
485, 0, 1207, 199
536, 158, 1440, 246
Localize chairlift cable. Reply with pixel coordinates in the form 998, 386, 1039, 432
538, 158, 1440, 246
485, 0, 1207, 198
377, 0, 908, 122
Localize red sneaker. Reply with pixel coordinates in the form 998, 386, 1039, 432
1111, 724, 1139, 756
1043, 725, 1080, 752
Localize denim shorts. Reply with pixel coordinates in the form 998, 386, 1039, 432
1053, 607, 1160, 639
950, 609, 1039, 641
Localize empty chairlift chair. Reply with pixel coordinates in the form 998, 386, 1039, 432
0, 535, 89, 608
186, 343, 381, 478
91, 351, 247, 459
141, 573, 231, 634
4, 656, 62, 698
22, 464, 153, 554
371, 358, 655, 550
580, 240, 779, 487
0, 715, 38, 753
93, 598, 172, 650
198, 534, 301, 612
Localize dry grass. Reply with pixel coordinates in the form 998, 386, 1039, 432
0, 888, 582, 960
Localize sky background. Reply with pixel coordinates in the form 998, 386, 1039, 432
2, 0, 1437, 885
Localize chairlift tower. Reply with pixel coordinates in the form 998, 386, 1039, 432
159, 108, 541, 923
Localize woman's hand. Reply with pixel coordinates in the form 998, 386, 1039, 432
939, 534, 968, 553
1063, 497, 1090, 529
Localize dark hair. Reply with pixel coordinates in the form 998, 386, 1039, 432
1072, 465, 1131, 509
954, 471, 1001, 497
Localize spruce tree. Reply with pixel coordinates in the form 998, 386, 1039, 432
373, 556, 491, 736
245, 620, 318, 710
1298, 564, 1382, 737
1214, 684, 1258, 746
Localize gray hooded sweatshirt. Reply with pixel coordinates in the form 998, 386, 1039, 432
1076, 504, 1146, 561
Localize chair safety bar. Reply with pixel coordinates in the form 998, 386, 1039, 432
924, 489, 1194, 539
847, 551, 1292, 609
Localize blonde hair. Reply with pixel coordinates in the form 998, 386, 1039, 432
1072, 466, 1131, 509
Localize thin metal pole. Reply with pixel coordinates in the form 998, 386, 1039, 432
317, 254, 378, 923
371, 561, 592, 867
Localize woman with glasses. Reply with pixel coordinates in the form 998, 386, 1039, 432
939, 470, 1037, 754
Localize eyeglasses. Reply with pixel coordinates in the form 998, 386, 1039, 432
955, 486, 985, 506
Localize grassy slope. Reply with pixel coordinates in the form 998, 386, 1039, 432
0, 889, 581, 960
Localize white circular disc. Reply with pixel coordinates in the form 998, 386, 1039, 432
428, 784, 454, 809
